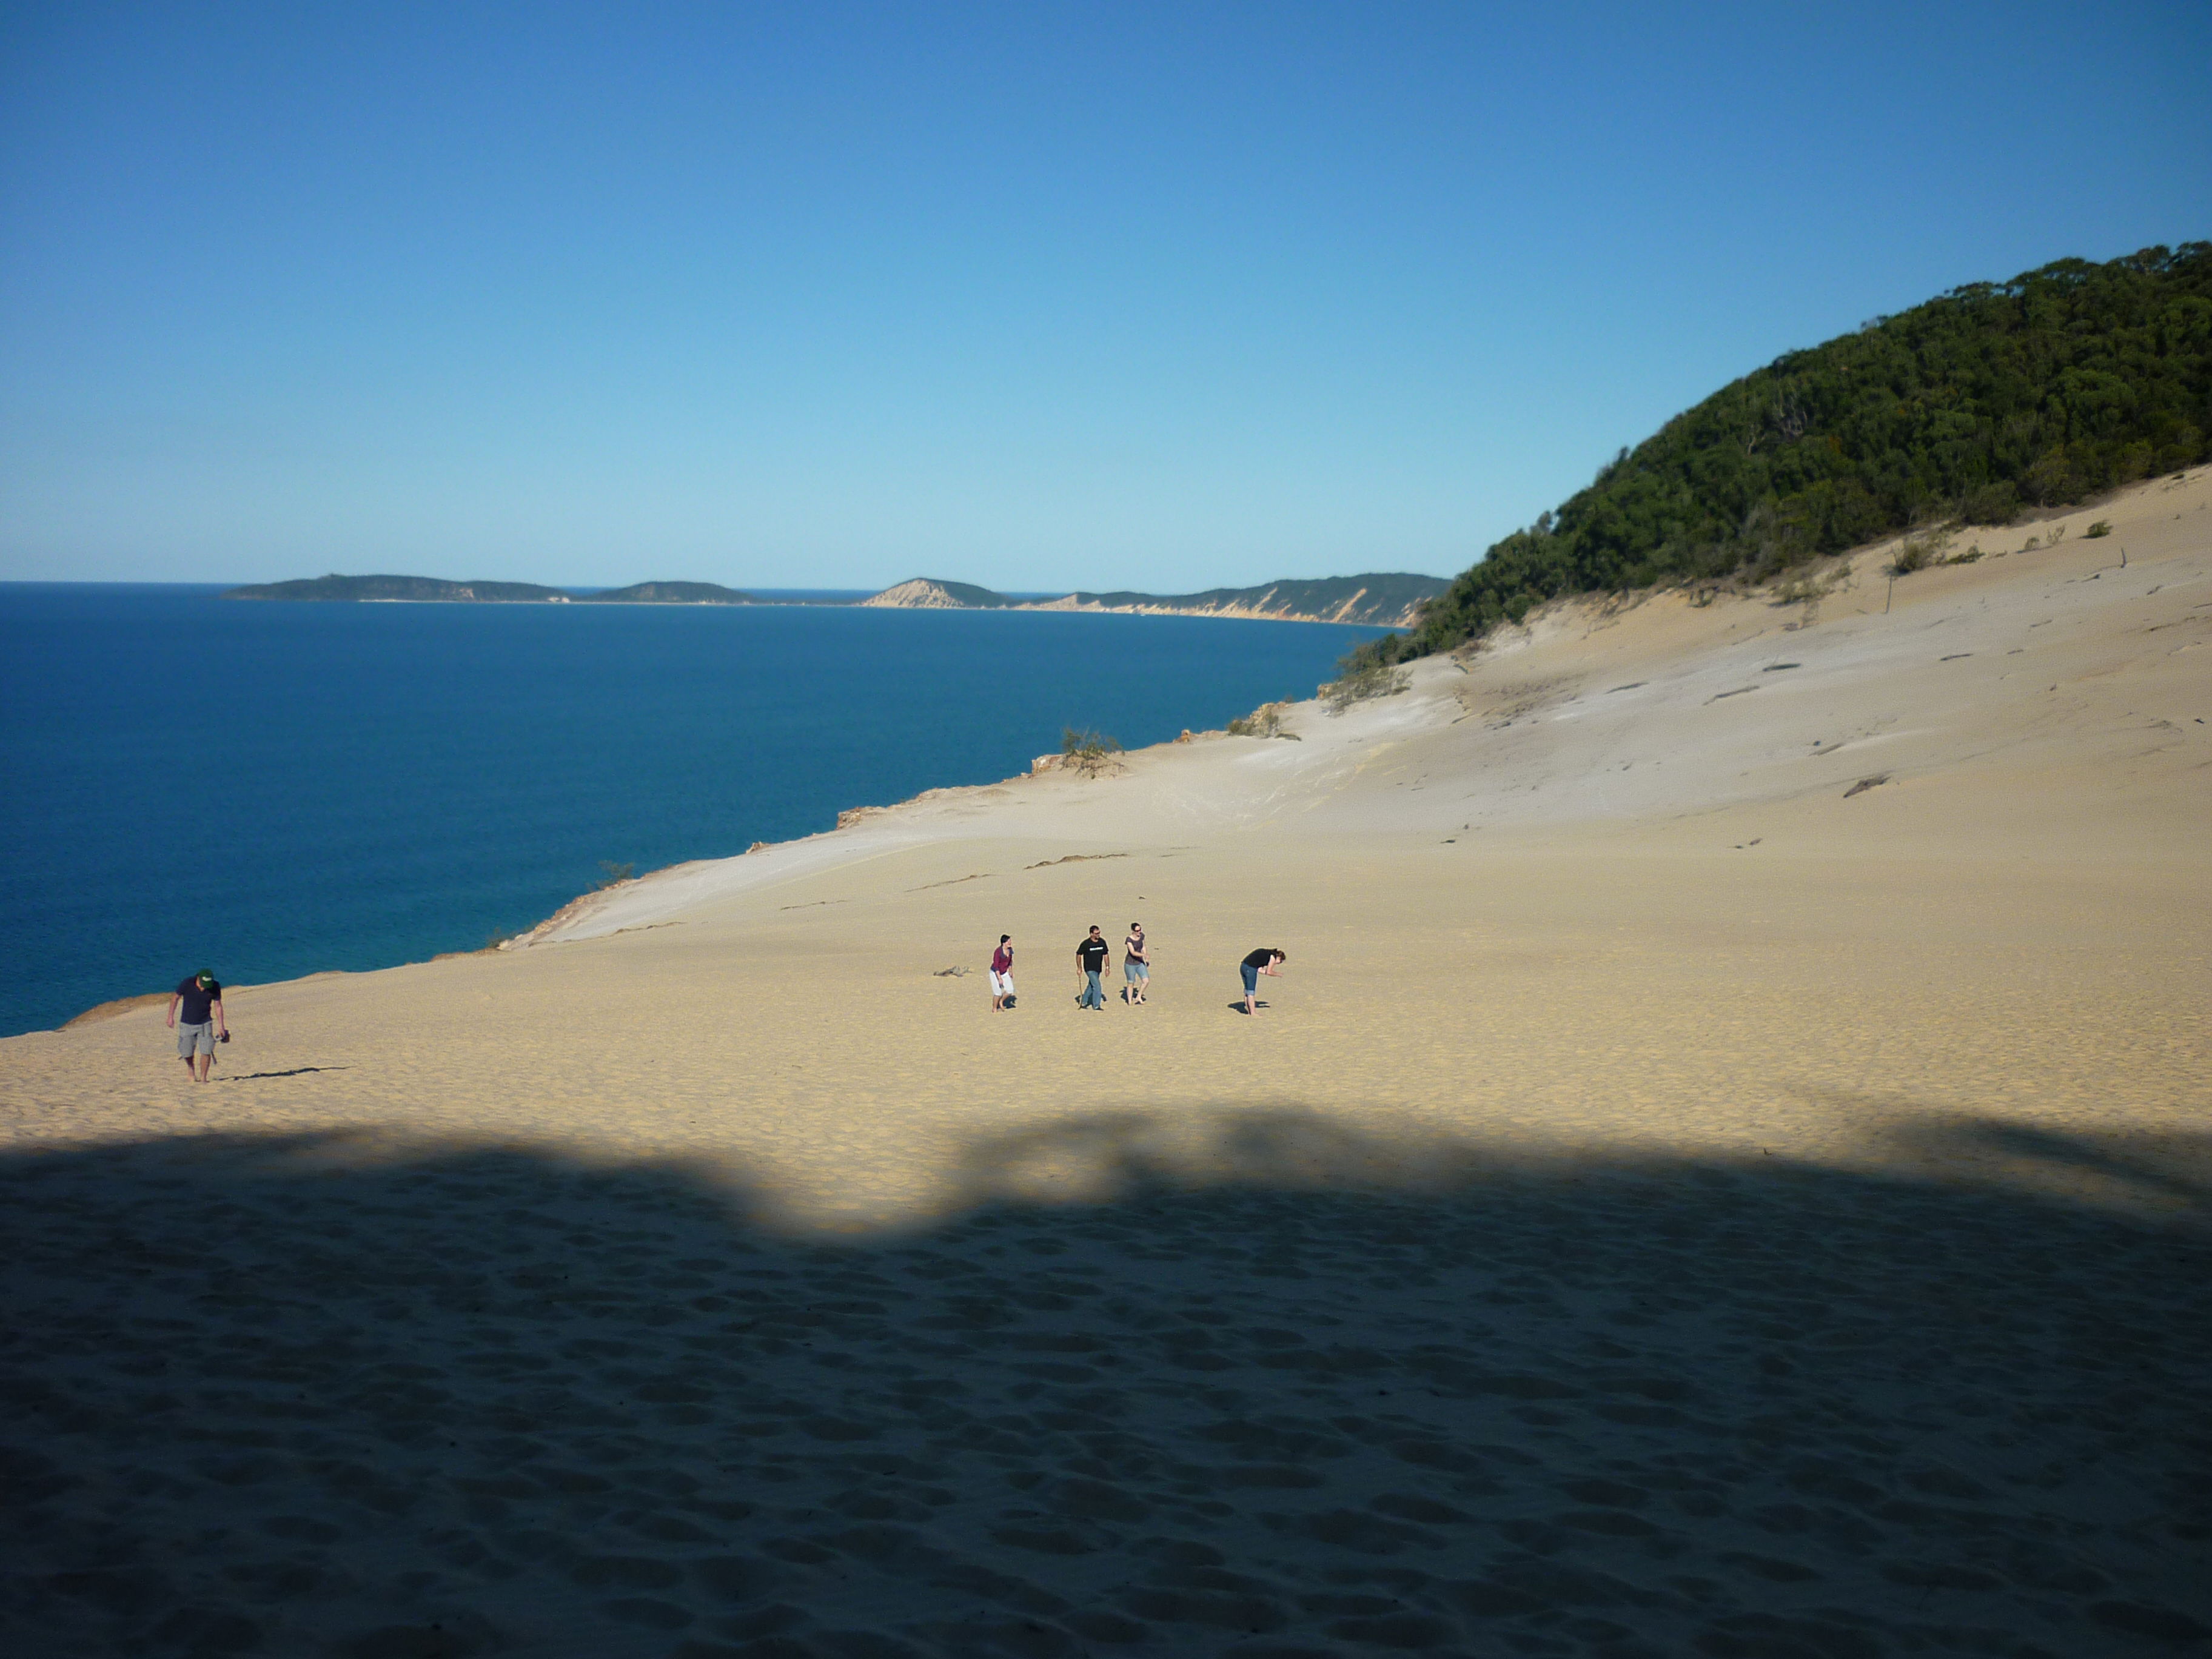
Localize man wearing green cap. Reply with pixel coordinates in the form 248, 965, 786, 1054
167, 970, 227, 1082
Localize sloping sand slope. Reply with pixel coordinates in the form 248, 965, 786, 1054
3, 472, 2207, 1657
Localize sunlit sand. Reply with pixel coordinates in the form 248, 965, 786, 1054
5, 472, 2207, 1653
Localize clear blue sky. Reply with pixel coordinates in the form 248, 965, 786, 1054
2, 2, 2205, 591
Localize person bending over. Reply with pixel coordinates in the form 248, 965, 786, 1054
1239, 947, 1285, 1016
167, 968, 228, 1082
1076, 926, 1111, 1011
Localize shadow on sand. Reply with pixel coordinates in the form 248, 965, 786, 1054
2, 1108, 2206, 1658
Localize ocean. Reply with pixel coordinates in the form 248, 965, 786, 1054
0, 584, 1386, 1036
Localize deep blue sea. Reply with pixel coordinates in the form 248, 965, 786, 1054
0, 585, 1384, 1036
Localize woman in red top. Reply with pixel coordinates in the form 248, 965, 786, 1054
989, 935, 1016, 1011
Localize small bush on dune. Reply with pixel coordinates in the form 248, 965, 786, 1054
2084, 519, 2113, 538
1322, 660, 1411, 714
1227, 703, 1285, 738
1771, 567, 1844, 607
1060, 728, 1124, 776
596, 860, 635, 889
1888, 527, 1953, 576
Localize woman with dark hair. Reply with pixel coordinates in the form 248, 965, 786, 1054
989, 935, 1016, 1011
1239, 947, 1284, 1016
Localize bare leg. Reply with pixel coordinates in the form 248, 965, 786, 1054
179, 1053, 196, 1078
196, 1049, 213, 1082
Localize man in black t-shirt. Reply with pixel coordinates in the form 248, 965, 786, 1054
1075, 927, 1111, 1010
167, 970, 227, 1082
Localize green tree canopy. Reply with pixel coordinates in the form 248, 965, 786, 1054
1372, 243, 2210, 663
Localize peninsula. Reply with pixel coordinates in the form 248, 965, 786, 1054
859, 571, 1446, 626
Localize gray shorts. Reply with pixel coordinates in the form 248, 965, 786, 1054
177, 1020, 214, 1056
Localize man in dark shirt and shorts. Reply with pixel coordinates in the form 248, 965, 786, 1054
167, 970, 227, 1082
1239, 948, 1285, 1016
1076, 927, 1111, 1010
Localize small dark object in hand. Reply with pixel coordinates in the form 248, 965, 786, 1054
219, 1031, 231, 1043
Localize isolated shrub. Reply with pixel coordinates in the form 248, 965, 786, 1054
2083, 519, 2113, 538
1322, 660, 1412, 713
1059, 728, 1124, 777
1227, 703, 1284, 738
1888, 528, 1952, 576
1772, 571, 1835, 606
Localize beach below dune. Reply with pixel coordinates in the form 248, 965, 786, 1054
3, 472, 2210, 1656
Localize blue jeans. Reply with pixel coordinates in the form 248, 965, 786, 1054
1081, 970, 1105, 1008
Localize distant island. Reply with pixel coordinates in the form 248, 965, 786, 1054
859, 578, 1016, 611
222, 571, 1447, 627
590, 581, 755, 604
223, 575, 758, 604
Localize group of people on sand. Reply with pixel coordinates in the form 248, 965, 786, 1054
162, 931, 1287, 1073
987, 926, 1286, 1016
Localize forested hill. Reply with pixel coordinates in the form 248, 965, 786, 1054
225, 575, 573, 602
223, 575, 756, 603
1374, 243, 2211, 662
587, 581, 754, 603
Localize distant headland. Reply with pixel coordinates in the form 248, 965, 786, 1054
223, 571, 1447, 627
860, 574, 1444, 628
221, 575, 760, 605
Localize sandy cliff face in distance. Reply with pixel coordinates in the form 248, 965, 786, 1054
857, 578, 972, 608
860, 574, 1443, 626
1016, 583, 1429, 627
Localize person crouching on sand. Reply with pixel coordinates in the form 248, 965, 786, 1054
990, 934, 1016, 1011
167, 968, 228, 1081
1076, 926, 1110, 1010
1122, 922, 1149, 1004
1239, 947, 1284, 1016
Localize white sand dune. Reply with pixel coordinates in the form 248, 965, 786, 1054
4, 471, 2208, 1656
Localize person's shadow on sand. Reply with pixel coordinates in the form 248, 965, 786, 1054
1226, 1000, 1269, 1013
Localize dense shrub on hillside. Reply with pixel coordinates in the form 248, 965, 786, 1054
1366, 243, 2210, 665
